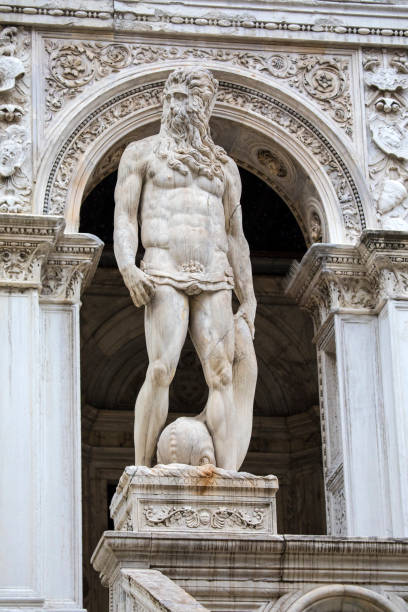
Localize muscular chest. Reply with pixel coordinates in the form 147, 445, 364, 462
146, 158, 224, 197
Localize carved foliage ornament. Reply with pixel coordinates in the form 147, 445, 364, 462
44, 39, 353, 135
364, 48, 408, 230
143, 505, 265, 530
44, 81, 364, 243
0, 27, 31, 214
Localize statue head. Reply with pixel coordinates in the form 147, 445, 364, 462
162, 67, 218, 124
156, 67, 227, 180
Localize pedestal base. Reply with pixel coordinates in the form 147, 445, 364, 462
110, 463, 279, 535
92, 466, 408, 611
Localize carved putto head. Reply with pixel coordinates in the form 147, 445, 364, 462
0, 125, 27, 178
156, 67, 228, 181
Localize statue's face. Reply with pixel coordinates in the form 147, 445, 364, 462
164, 85, 190, 118
0, 140, 23, 177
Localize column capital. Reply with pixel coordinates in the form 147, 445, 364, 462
0, 214, 64, 290
286, 230, 408, 330
40, 233, 103, 304
361, 231, 408, 308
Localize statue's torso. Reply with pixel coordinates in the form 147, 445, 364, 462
139, 153, 233, 289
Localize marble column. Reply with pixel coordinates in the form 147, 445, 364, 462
286, 231, 408, 538
0, 213, 102, 611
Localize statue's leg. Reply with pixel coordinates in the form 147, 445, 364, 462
189, 290, 236, 470
134, 285, 188, 466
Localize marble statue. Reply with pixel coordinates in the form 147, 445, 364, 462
377, 179, 408, 231
114, 67, 257, 471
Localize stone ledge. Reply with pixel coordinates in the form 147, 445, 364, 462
92, 532, 408, 607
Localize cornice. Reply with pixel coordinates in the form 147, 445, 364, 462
2, 1, 408, 44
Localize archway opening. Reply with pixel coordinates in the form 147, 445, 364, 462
79, 164, 324, 612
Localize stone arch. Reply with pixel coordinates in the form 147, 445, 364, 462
281, 585, 399, 612
34, 64, 374, 244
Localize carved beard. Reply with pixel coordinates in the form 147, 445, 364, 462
155, 103, 228, 181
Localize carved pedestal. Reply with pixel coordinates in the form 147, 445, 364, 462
93, 464, 278, 610
111, 464, 279, 535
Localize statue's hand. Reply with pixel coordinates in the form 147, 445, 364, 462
121, 264, 155, 307
234, 300, 256, 339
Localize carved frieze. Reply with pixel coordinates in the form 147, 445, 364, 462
44, 38, 353, 135
364, 48, 408, 231
0, 27, 31, 214
44, 80, 363, 243
142, 504, 266, 531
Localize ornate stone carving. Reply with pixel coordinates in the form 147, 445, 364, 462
0, 103, 23, 122
0, 124, 30, 213
376, 179, 408, 231
40, 234, 103, 303
0, 214, 64, 288
364, 48, 408, 216
111, 464, 278, 535
45, 83, 162, 215
44, 39, 353, 134
0, 27, 31, 213
0, 27, 24, 93
44, 80, 364, 242
143, 505, 266, 531
216, 83, 362, 240
286, 232, 408, 331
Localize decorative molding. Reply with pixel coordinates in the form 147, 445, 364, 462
40, 233, 103, 303
43, 80, 364, 243
43, 39, 353, 135
286, 230, 408, 330
0, 213, 64, 288
142, 504, 266, 531
0, 27, 31, 214
364, 48, 408, 232
3, 3, 408, 41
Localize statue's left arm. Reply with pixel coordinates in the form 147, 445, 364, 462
224, 159, 257, 338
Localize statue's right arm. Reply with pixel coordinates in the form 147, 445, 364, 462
113, 143, 155, 307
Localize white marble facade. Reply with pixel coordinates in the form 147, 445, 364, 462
2, 1, 408, 610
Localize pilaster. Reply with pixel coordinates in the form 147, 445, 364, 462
0, 213, 102, 611
286, 230, 408, 537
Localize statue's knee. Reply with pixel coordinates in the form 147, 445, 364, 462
147, 360, 173, 387
208, 361, 232, 390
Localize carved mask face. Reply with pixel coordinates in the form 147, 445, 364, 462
0, 140, 24, 177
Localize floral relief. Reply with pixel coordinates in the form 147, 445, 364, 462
143, 504, 266, 530
44, 39, 353, 135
